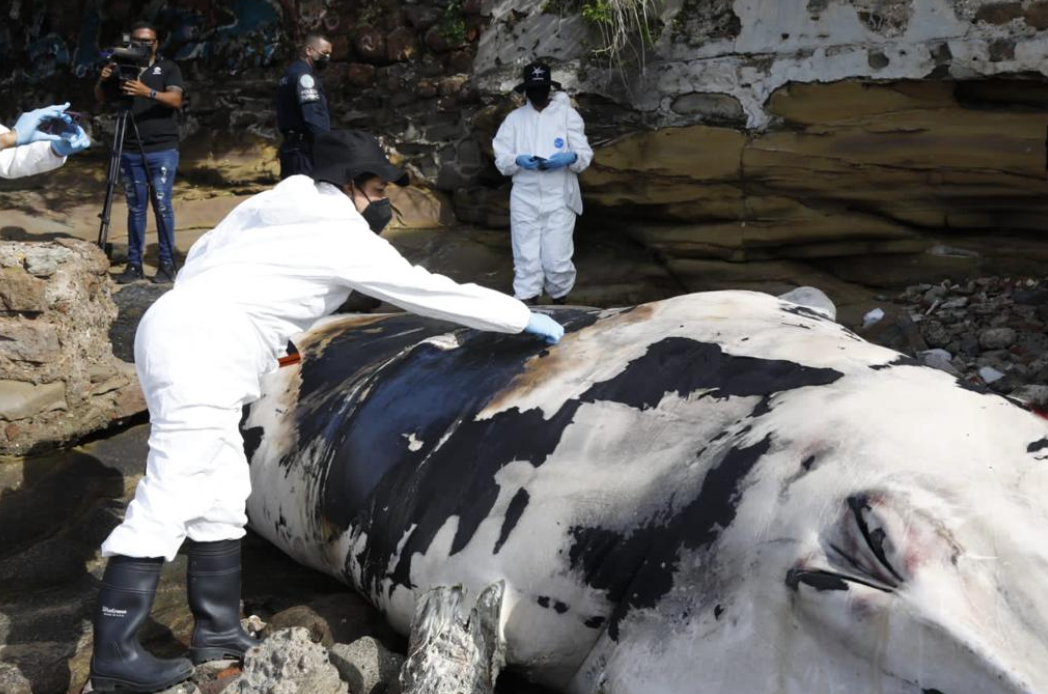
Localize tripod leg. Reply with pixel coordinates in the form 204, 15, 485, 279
97, 111, 128, 253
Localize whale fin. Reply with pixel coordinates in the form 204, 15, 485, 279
778, 286, 837, 321
401, 582, 506, 694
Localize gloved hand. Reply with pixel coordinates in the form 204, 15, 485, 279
543, 151, 578, 170
51, 126, 91, 157
515, 154, 540, 171
13, 103, 71, 146
523, 312, 565, 345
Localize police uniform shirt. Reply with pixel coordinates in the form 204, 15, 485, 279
277, 58, 330, 136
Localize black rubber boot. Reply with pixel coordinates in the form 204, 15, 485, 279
90, 556, 194, 693
185, 539, 259, 664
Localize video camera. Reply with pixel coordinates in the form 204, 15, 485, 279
97, 41, 151, 106
101, 41, 151, 82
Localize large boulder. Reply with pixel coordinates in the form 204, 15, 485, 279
231, 628, 348, 694
329, 637, 405, 694
0, 240, 143, 455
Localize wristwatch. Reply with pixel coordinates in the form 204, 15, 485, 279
149, 89, 157, 101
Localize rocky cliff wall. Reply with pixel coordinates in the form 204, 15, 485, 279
3, 0, 1048, 289
477, 0, 1048, 127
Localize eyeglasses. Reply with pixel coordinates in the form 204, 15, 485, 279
131, 38, 157, 45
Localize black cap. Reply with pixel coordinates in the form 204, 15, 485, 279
311, 130, 409, 187
513, 61, 562, 93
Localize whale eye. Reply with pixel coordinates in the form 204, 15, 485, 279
849, 495, 904, 582
820, 494, 905, 591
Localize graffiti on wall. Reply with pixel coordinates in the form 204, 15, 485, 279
0, 0, 342, 83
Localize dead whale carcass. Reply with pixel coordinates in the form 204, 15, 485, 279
243, 290, 1048, 694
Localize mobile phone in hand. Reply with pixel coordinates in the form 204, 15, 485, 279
534, 156, 548, 170
40, 111, 81, 136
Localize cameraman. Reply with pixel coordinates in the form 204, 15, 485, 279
0, 103, 91, 178
94, 20, 184, 285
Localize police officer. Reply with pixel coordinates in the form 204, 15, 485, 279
276, 33, 332, 179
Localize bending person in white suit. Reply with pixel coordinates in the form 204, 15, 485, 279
0, 102, 91, 178
89, 129, 565, 693
493, 61, 593, 305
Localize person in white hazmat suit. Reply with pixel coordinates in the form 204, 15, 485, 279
0, 102, 91, 178
89, 130, 566, 693
493, 61, 593, 305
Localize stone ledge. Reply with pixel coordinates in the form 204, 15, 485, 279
0, 319, 61, 363
0, 268, 47, 313
0, 381, 66, 422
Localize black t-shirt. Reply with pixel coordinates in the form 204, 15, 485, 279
104, 57, 184, 152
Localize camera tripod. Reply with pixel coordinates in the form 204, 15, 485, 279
96, 106, 170, 259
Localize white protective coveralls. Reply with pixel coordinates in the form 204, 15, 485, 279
101, 175, 533, 561
0, 124, 67, 179
492, 91, 593, 301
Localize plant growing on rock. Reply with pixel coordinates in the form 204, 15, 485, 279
439, 2, 468, 47
580, 0, 661, 68
543, 0, 662, 73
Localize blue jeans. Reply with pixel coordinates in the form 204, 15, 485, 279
120, 148, 178, 266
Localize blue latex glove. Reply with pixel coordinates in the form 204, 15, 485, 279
51, 126, 91, 157
515, 154, 540, 171
13, 103, 71, 146
523, 312, 565, 345
543, 151, 578, 170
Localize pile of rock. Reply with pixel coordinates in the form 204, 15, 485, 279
884, 276, 1048, 407
130, 626, 405, 694
233, 628, 404, 694
0, 240, 143, 456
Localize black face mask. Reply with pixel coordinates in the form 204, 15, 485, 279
132, 40, 157, 60
361, 197, 392, 234
313, 54, 330, 72
526, 86, 550, 107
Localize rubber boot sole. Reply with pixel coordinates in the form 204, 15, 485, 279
190, 646, 249, 665
89, 665, 192, 693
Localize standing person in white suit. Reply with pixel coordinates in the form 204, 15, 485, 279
492, 61, 593, 305
88, 129, 565, 693
0, 102, 91, 179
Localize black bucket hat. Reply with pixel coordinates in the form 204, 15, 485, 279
311, 130, 409, 187
513, 61, 562, 93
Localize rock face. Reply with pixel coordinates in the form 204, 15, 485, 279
0, 240, 143, 455
5, 1, 1048, 295
463, 0, 1048, 288
581, 79, 1048, 288
475, 0, 1048, 128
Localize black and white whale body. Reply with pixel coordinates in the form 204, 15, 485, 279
243, 290, 1048, 694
